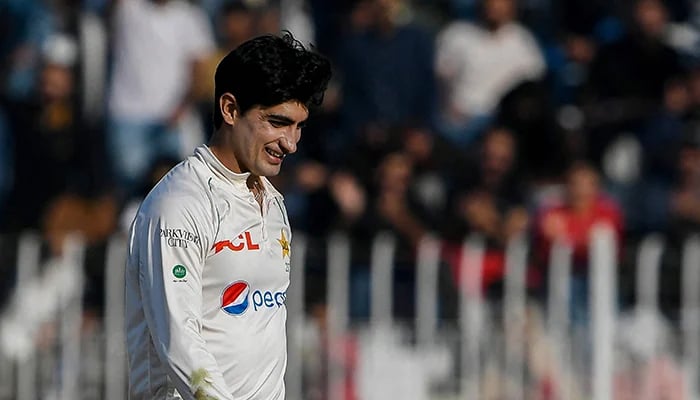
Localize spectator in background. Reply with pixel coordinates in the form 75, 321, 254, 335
628, 75, 692, 234
107, 0, 214, 200
195, 0, 257, 136
399, 124, 461, 229
667, 127, 700, 239
549, 0, 622, 105
3, 33, 118, 253
434, 0, 545, 148
336, 0, 435, 148
0, 0, 55, 102
4, 34, 84, 231
307, 0, 356, 59
301, 122, 454, 319
533, 162, 623, 325
496, 80, 573, 183
348, 149, 439, 319
639, 76, 691, 185
445, 126, 529, 295
583, 0, 684, 165
686, 65, 700, 123
372, 152, 430, 248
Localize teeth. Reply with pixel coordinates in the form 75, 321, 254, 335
266, 149, 285, 158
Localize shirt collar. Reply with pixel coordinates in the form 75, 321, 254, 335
195, 145, 283, 199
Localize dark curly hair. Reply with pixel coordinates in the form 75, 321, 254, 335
213, 32, 332, 129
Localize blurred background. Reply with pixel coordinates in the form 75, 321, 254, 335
1, 0, 700, 398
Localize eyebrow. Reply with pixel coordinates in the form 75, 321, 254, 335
265, 113, 307, 127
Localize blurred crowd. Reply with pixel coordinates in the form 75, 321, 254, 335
2, 0, 700, 320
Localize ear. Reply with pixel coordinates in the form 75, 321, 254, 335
219, 93, 238, 126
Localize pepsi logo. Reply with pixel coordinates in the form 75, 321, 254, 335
221, 281, 250, 315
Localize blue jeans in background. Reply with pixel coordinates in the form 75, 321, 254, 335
107, 118, 181, 198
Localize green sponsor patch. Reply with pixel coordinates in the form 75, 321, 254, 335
172, 265, 187, 279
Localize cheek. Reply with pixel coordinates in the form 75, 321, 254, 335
244, 121, 269, 146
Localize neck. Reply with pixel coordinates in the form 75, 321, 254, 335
209, 129, 245, 174
247, 175, 265, 209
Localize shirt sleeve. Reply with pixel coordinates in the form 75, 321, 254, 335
183, 5, 215, 60
130, 195, 233, 400
434, 23, 469, 80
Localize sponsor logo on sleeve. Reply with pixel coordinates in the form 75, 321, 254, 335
160, 228, 201, 249
172, 264, 188, 282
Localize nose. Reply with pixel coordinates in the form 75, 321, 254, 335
280, 134, 297, 155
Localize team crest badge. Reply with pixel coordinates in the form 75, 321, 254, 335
277, 229, 291, 271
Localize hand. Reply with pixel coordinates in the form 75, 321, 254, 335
461, 192, 499, 236
541, 212, 568, 240
329, 172, 366, 220
295, 161, 328, 192
671, 190, 700, 221
504, 207, 529, 240
377, 191, 408, 223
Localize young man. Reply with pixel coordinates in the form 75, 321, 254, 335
125, 33, 331, 400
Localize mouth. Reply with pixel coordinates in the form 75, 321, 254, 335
265, 147, 286, 162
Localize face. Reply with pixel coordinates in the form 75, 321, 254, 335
229, 100, 308, 177
567, 165, 600, 206
635, 0, 667, 38
378, 152, 412, 193
219, 10, 254, 47
482, 128, 515, 177
483, 0, 516, 27
40, 64, 73, 101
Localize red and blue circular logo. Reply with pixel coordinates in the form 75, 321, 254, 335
221, 280, 250, 315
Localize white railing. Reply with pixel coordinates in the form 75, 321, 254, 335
0, 233, 86, 400
1, 226, 699, 400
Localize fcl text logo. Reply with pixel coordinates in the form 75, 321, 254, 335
212, 231, 259, 254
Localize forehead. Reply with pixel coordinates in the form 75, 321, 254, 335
253, 101, 309, 120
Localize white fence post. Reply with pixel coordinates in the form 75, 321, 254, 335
503, 234, 528, 400
370, 232, 396, 332
104, 234, 127, 400
548, 240, 572, 400
59, 235, 86, 400
327, 233, 351, 400
636, 234, 665, 400
682, 236, 700, 400
636, 234, 664, 313
590, 224, 617, 400
286, 233, 307, 400
459, 236, 484, 400
15, 232, 41, 400
415, 234, 440, 350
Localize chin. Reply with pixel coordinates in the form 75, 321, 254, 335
256, 166, 282, 177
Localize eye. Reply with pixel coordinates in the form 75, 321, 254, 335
269, 120, 286, 128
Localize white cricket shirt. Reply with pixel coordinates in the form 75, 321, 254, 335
125, 145, 291, 400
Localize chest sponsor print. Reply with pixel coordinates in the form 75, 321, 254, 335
212, 231, 260, 254
221, 281, 250, 315
220, 280, 286, 316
